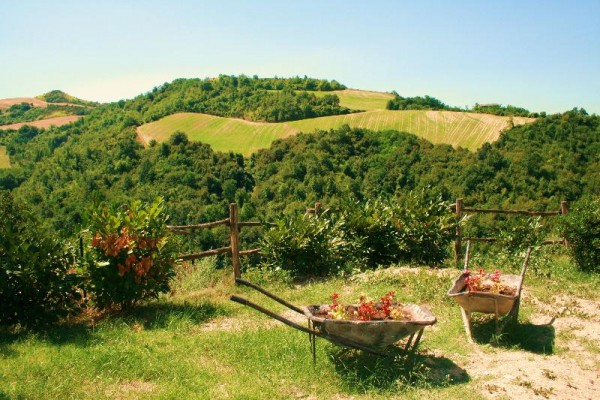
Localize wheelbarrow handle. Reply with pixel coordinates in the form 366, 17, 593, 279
235, 278, 305, 315
230, 295, 322, 337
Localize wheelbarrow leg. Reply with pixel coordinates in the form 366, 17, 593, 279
404, 328, 425, 356
404, 333, 416, 353
460, 307, 474, 343
308, 320, 316, 365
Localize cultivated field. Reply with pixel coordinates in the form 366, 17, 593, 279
0, 96, 90, 110
0, 146, 10, 168
0, 97, 49, 110
0, 115, 83, 131
313, 89, 395, 110
137, 110, 534, 156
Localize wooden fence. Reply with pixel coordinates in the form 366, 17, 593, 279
168, 200, 569, 278
167, 203, 274, 279
452, 198, 569, 262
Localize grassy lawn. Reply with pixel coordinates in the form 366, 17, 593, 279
137, 110, 535, 156
1, 253, 598, 399
0, 146, 10, 168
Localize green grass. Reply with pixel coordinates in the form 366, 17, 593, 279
0, 146, 10, 168
2, 252, 596, 399
137, 110, 535, 156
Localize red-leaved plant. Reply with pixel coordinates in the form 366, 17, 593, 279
464, 268, 516, 296
324, 291, 409, 321
86, 198, 176, 310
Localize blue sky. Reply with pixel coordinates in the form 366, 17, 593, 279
1, 0, 599, 114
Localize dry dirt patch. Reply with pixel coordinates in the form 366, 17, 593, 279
466, 295, 600, 399
105, 380, 157, 399
0, 115, 82, 130
0, 97, 48, 110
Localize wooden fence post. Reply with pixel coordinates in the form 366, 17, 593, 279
560, 200, 569, 215
561, 200, 569, 248
454, 198, 463, 264
314, 201, 321, 216
230, 203, 241, 280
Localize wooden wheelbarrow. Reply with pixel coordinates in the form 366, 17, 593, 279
231, 278, 436, 362
448, 241, 532, 343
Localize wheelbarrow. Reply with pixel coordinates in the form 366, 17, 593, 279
231, 278, 436, 362
448, 241, 532, 343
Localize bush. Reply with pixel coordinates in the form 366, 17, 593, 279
258, 191, 457, 277
0, 193, 83, 327
85, 198, 177, 309
560, 197, 600, 272
337, 197, 403, 268
340, 191, 457, 267
388, 190, 457, 265
259, 212, 353, 277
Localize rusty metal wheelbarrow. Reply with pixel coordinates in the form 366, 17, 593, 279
448, 241, 532, 342
231, 278, 437, 361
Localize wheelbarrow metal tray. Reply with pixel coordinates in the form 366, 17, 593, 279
304, 304, 436, 349
448, 272, 522, 315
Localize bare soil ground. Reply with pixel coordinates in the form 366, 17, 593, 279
459, 291, 600, 400
0, 115, 82, 130
0, 97, 89, 110
0, 97, 48, 109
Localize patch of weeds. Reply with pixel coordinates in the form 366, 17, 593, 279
513, 376, 533, 389
533, 385, 555, 398
542, 369, 556, 380
580, 338, 600, 354
171, 257, 229, 295
513, 377, 554, 398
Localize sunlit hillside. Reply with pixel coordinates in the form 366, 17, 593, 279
137, 109, 534, 156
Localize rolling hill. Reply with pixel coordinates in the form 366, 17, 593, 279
0, 90, 95, 131
137, 109, 534, 155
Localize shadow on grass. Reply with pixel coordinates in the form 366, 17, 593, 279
0, 321, 93, 357
0, 301, 228, 353
471, 315, 555, 354
331, 347, 469, 393
114, 301, 228, 330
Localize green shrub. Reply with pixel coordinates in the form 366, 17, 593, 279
337, 197, 403, 268
85, 198, 177, 309
340, 191, 456, 267
560, 197, 600, 272
259, 212, 353, 277
258, 191, 457, 277
0, 193, 83, 327
388, 190, 458, 265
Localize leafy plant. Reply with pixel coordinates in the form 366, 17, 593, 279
0, 193, 83, 326
337, 197, 403, 268
560, 197, 600, 272
85, 197, 177, 309
259, 212, 353, 277
389, 190, 458, 265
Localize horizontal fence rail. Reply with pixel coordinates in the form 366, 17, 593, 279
167, 203, 291, 279
453, 198, 569, 263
